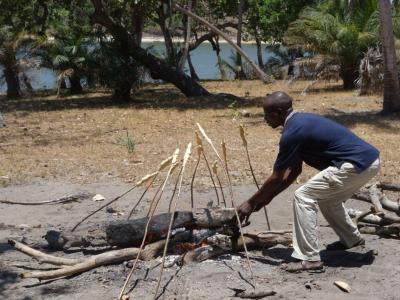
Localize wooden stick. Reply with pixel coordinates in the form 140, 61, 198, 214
18, 239, 174, 280
190, 146, 201, 209
0, 192, 92, 206
168, 169, 183, 213
239, 124, 271, 230
196, 123, 254, 278
127, 174, 158, 219
118, 149, 180, 300
155, 143, 192, 299
212, 162, 227, 207
196, 131, 220, 206
202, 151, 220, 206
127, 156, 175, 219
9, 239, 80, 266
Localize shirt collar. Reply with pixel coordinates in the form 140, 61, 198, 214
284, 110, 297, 126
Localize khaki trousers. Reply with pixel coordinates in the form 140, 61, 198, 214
291, 158, 380, 261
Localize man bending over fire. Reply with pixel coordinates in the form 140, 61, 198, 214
237, 91, 380, 272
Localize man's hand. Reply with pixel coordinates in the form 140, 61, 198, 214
237, 200, 256, 225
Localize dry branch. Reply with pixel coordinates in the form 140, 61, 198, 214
0, 192, 92, 206
348, 208, 400, 225
181, 231, 292, 264
239, 124, 271, 230
9, 239, 80, 266
358, 224, 400, 236
377, 182, 400, 191
17, 238, 184, 280
352, 190, 400, 215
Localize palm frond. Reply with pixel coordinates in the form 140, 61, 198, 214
53, 55, 70, 67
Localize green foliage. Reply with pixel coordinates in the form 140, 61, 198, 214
284, 0, 387, 87
117, 130, 135, 154
246, 0, 317, 42
228, 100, 241, 119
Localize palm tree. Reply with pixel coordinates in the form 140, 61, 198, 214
379, 0, 400, 113
38, 36, 94, 95
285, 0, 380, 89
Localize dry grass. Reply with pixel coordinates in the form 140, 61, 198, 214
0, 80, 399, 187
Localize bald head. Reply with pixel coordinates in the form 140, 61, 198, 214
263, 92, 293, 112
262, 92, 293, 128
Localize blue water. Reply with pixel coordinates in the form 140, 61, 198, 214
0, 41, 278, 92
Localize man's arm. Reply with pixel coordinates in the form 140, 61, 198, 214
237, 159, 302, 221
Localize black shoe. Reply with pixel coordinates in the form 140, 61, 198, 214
326, 238, 365, 251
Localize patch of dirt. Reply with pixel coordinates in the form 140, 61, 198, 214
0, 80, 398, 188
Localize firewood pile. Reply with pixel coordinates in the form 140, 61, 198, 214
349, 182, 400, 237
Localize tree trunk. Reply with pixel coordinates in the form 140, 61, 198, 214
379, 0, 400, 114
113, 80, 132, 102
213, 37, 227, 80
340, 66, 358, 89
236, 0, 246, 79
90, 0, 210, 97
4, 65, 21, 99
69, 72, 83, 94
158, 3, 177, 66
131, 2, 144, 47
255, 34, 264, 69
178, 0, 193, 72
187, 53, 199, 80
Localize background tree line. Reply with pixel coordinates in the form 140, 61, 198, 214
0, 0, 399, 112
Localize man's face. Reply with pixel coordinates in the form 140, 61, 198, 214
263, 107, 282, 128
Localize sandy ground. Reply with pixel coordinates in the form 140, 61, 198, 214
1, 181, 400, 300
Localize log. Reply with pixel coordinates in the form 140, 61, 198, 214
45, 208, 238, 250
237, 232, 292, 251
17, 233, 191, 280
358, 224, 400, 236
368, 184, 384, 215
352, 190, 400, 215
377, 182, 400, 191
193, 207, 236, 228
182, 232, 292, 264
45, 211, 193, 250
347, 208, 400, 226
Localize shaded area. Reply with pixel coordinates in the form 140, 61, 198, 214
263, 246, 375, 269
324, 108, 398, 131
0, 267, 18, 297
0, 86, 260, 113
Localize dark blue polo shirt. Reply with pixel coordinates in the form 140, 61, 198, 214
274, 112, 379, 173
